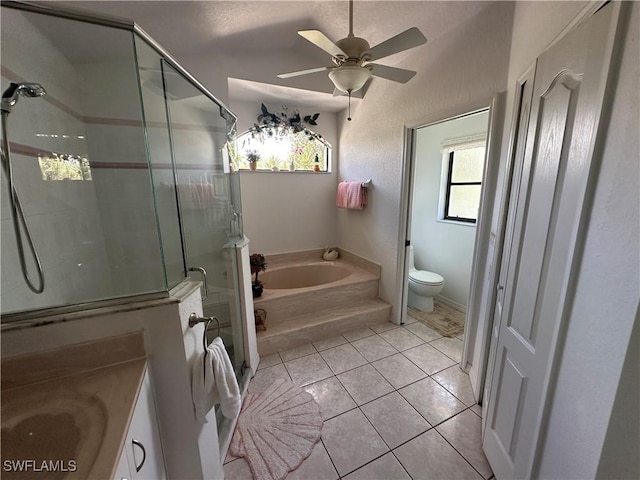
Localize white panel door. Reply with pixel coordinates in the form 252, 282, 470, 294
481, 65, 535, 434
482, 3, 621, 479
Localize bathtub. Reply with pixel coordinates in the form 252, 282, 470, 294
253, 250, 390, 356
260, 263, 351, 290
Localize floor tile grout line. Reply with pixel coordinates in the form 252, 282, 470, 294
275, 341, 466, 404
352, 332, 446, 377
433, 422, 493, 479
349, 334, 400, 360
359, 392, 435, 451
389, 450, 414, 480
329, 372, 361, 412
333, 364, 394, 406
252, 338, 485, 479
427, 337, 464, 363
382, 404, 480, 463
393, 346, 458, 379
335, 448, 393, 479
367, 356, 429, 391
251, 312, 473, 479
430, 369, 478, 407
295, 346, 462, 404
358, 402, 396, 452
313, 335, 350, 352
318, 437, 340, 479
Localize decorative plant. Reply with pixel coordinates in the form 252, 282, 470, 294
246, 150, 260, 164
250, 253, 267, 298
250, 253, 267, 280
251, 104, 323, 143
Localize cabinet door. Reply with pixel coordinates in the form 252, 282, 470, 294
125, 371, 167, 480
113, 449, 132, 480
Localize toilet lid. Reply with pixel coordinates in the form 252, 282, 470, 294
409, 270, 444, 285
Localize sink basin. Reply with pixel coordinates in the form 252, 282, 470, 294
1, 390, 108, 480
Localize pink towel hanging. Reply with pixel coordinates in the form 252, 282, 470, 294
336, 181, 367, 210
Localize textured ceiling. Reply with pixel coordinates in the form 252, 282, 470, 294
52, 1, 494, 58
43, 1, 495, 107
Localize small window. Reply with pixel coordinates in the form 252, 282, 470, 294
442, 144, 485, 223
38, 153, 92, 181
233, 129, 330, 172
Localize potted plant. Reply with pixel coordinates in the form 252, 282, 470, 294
250, 253, 267, 298
246, 150, 260, 171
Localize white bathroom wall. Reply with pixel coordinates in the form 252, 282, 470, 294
411, 111, 489, 309
229, 99, 339, 255
337, 2, 514, 306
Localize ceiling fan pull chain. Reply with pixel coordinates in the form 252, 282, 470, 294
347, 90, 352, 121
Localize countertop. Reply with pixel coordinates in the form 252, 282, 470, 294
1, 332, 147, 479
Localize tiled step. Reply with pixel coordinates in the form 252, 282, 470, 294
253, 278, 379, 325
257, 298, 392, 356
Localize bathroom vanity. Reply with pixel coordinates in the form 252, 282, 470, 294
1, 333, 165, 480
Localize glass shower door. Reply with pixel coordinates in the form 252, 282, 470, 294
160, 60, 245, 378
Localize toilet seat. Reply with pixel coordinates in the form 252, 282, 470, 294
409, 270, 444, 286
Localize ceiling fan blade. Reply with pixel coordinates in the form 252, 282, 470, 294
277, 67, 329, 79
369, 64, 417, 83
298, 30, 347, 58
366, 27, 427, 62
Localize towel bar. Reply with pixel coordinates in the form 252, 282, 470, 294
189, 312, 220, 352
189, 312, 221, 381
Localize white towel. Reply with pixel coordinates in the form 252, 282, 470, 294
191, 337, 241, 423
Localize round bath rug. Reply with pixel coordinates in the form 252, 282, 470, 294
230, 379, 323, 480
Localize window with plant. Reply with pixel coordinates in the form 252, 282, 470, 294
38, 153, 92, 181
232, 104, 330, 172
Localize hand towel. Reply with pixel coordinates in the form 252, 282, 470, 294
191, 337, 241, 423
336, 181, 367, 209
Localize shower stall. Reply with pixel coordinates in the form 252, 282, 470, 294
0, 3, 247, 377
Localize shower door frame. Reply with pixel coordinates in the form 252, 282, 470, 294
0, 1, 241, 332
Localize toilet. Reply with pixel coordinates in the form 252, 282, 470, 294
407, 245, 444, 313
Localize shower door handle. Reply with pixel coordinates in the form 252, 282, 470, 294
188, 266, 208, 301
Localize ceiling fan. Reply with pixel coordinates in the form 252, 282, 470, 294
277, 0, 427, 119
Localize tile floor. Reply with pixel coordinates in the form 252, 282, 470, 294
224, 304, 494, 480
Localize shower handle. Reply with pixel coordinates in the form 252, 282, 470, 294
188, 266, 208, 301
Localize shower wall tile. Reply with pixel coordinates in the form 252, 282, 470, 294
85, 124, 148, 164
91, 167, 165, 294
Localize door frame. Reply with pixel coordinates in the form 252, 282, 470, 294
395, 100, 501, 330
461, 92, 506, 378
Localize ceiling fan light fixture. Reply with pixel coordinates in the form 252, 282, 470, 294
328, 66, 371, 93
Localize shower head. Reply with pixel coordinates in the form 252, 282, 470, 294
1, 82, 46, 114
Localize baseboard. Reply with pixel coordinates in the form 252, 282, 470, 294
435, 295, 467, 314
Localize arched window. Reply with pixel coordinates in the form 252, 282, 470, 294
232, 128, 331, 172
